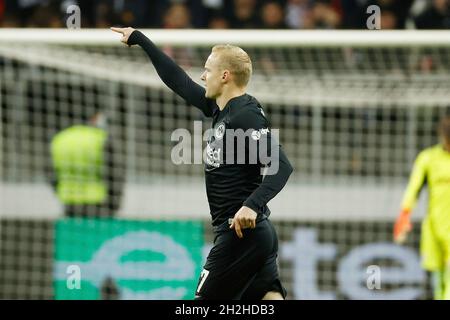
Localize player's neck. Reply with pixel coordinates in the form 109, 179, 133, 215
440, 137, 450, 153
216, 87, 246, 110
443, 143, 450, 153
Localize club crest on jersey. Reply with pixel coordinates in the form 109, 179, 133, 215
251, 128, 269, 140
215, 123, 225, 140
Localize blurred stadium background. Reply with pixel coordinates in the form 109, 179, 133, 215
1, 0, 450, 300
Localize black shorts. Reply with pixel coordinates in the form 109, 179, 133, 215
195, 218, 286, 300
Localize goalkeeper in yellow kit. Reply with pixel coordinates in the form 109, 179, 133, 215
394, 115, 450, 300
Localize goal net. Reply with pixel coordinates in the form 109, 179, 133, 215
1, 29, 449, 299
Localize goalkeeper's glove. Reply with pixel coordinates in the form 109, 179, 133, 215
393, 209, 412, 244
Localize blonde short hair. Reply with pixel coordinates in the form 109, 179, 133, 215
211, 44, 252, 87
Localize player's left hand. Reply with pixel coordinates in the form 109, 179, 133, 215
230, 206, 257, 239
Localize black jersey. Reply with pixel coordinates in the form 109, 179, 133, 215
129, 31, 293, 228
205, 94, 291, 227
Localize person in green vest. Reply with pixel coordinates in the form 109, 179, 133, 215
50, 112, 125, 217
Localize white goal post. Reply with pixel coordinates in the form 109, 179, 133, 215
1, 28, 450, 46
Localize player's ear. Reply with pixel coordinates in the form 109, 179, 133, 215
222, 70, 230, 82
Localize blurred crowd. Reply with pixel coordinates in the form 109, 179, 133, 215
0, 0, 449, 29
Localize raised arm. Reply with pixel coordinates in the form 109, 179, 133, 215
111, 27, 216, 117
